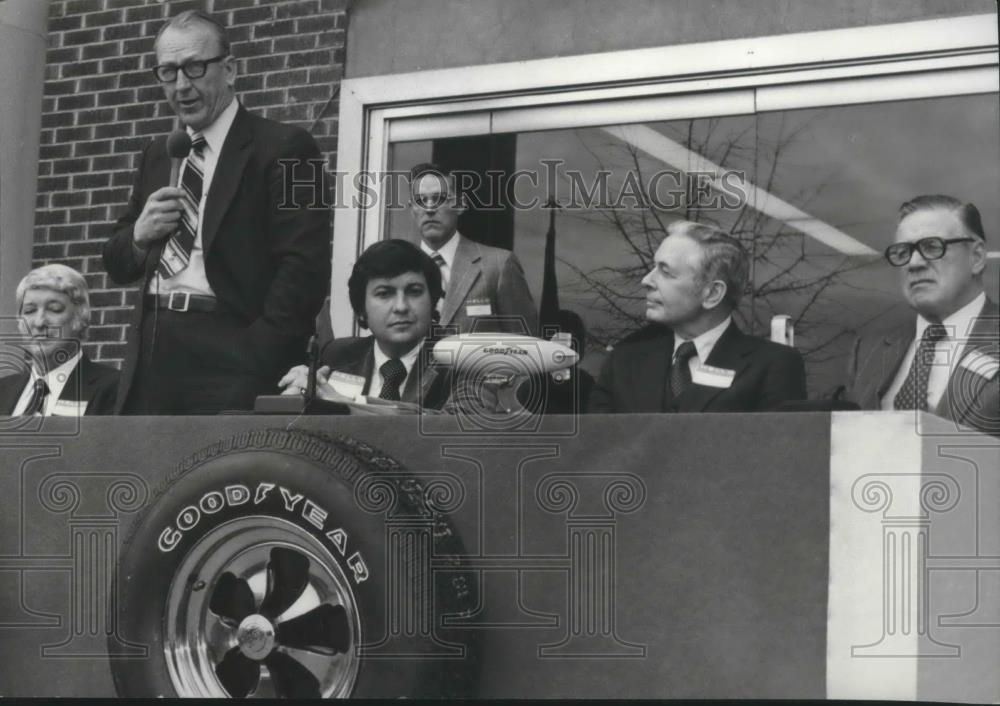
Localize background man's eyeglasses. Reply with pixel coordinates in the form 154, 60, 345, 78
884, 237, 976, 266
152, 55, 227, 83
410, 194, 454, 210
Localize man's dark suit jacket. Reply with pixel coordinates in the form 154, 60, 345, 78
846, 298, 999, 435
320, 337, 451, 410
102, 103, 331, 412
0, 355, 118, 416
588, 320, 807, 413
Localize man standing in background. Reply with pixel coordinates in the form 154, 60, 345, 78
408, 162, 538, 336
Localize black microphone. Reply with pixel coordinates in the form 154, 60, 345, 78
305, 334, 319, 403
166, 130, 192, 186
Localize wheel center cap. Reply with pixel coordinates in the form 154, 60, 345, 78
236, 614, 276, 660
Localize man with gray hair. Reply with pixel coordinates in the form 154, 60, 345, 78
0, 264, 118, 415
589, 220, 806, 413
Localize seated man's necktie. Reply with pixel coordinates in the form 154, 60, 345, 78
23, 378, 49, 416
669, 340, 698, 399
894, 323, 948, 411
378, 358, 407, 401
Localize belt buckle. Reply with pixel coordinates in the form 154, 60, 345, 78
167, 291, 191, 312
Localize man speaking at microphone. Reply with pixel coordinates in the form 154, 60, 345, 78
102, 10, 329, 414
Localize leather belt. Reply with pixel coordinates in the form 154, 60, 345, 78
145, 292, 217, 313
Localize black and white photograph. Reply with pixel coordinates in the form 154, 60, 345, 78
0, 0, 998, 699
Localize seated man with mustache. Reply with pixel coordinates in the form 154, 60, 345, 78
279, 239, 511, 415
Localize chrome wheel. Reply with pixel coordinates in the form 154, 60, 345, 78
163, 517, 360, 698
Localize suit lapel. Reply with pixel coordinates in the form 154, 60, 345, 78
142, 143, 173, 279
440, 236, 482, 326
875, 326, 913, 402
59, 357, 85, 403
200, 105, 254, 256
59, 355, 98, 404
631, 334, 672, 412
402, 340, 440, 405
676, 322, 753, 413
0, 371, 30, 415
349, 342, 376, 395
936, 299, 1000, 423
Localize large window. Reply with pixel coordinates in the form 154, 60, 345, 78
335, 14, 999, 394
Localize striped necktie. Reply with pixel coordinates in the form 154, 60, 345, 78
158, 132, 207, 278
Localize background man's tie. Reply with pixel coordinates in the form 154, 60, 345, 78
431, 251, 448, 288
23, 378, 49, 416
431, 252, 447, 314
158, 132, 207, 278
669, 340, 698, 399
893, 323, 948, 411
378, 358, 407, 401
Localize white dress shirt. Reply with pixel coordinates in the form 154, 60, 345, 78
369, 338, 424, 398
880, 292, 987, 411
12, 351, 83, 416
673, 315, 732, 376
149, 96, 240, 297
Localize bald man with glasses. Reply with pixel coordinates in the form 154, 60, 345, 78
846, 195, 998, 435
102, 9, 330, 414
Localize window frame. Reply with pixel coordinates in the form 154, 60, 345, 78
330, 13, 999, 336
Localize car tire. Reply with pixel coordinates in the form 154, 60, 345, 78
109, 428, 479, 698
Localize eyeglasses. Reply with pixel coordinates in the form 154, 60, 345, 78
884, 237, 976, 267
410, 193, 454, 210
152, 55, 227, 83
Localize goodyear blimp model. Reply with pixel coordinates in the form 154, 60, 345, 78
432, 334, 578, 379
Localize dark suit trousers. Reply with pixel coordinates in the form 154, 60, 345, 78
123, 309, 279, 415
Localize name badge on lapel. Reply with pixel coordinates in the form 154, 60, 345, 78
52, 399, 88, 416
466, 299, 492, 317
691, 364, 736, 389
959, 350, 1000, 379
327, 371, 366, 398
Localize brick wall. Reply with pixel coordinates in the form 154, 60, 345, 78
34, 0, 346, 366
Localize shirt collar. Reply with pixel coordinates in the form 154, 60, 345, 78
29, 350, 82, 401
189, 96, 238, 155
421, 231, 461, 267
373, 337, 425, 376
674, 315, 732, 363
915, 292, 986, 342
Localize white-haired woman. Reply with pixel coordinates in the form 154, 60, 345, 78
0, 264, 118, 416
